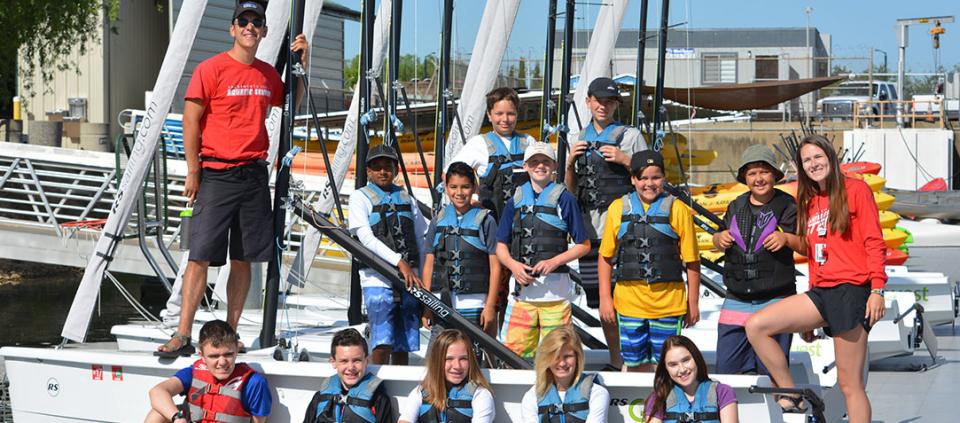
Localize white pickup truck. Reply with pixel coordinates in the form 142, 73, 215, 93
817, 80, 899, 120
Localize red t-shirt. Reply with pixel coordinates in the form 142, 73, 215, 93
804, 178, 887, 289
185, 52, 284, 169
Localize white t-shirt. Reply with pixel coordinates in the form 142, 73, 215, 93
399, 385, 495, 423
348, 185, 430, 289
519, 382, 610, 423
509, 201, 575, 303
447, 132, 538, 176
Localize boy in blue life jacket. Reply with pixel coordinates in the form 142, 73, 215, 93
564, 77, 649, 370
304, 328, 395, 423
146, 320, 272, 423
495, 142, 590, 359
421, 162, 501, 346
596, 150, 701, 372
348, 144, 429, 365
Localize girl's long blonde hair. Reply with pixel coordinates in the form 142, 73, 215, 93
534, 327, 584, 398
421, 329, 493, 410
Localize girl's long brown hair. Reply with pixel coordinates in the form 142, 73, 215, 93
534, 327, 585, 398
796, 134, 849, 239
646, 336, 711, 421
421, 329, 493, 410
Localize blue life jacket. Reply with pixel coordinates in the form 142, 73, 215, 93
355, 183, 419, 269
510, 182, 570, 275
431, 205, 491, 295
536, 373, 599, 423
478, 132, 530, 217
573, 122, 633, 211
615, 192, 683, 283
663, 380, 721, 423
312, 373, 383, 423
417, 382, 477, 423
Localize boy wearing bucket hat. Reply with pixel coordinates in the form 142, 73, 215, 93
596, 150, 701, 372
495, 143, 590, 358
349, 144, 429, 366
711, 144, 801, 376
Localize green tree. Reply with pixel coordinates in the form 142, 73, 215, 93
532, 61, 542, 89
518, 57, 527, 83
0, 0, 121, 114
344, 54, 360, 88
831, 64, 852, 76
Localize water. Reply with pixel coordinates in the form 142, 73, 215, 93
0, 259, 166, 347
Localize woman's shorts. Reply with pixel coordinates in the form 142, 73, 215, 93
806, 283, 871, 337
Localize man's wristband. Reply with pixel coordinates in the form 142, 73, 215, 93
170, 410, 185, 422
870, 288, 884, 296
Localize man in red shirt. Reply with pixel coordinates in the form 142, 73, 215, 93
157, 0, 308, 357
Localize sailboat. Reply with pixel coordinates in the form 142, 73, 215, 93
2, 2, 954, 423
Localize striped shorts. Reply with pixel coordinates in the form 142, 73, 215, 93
617, 314, 682, 366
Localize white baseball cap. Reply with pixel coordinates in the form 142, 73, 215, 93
523, 142, 557, 163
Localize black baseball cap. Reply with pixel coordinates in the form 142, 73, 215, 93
234, 1, 266, 21
366, 144, 399, 164
587, 77, 620, 99
630, 150, 665, 175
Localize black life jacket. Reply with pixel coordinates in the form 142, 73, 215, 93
354, 183, 419, 269
615, 192, 684, 283
510, 182, 570, 275
573, 122, 633, 211
722, 191, 797, 300
431, 205, 492, 296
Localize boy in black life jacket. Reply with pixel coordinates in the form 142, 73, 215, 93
304, 328, 395, 423
421, 162, 501, 345
349, 144, 429, 365
712, 145, 800, 377
596, 150, 701, 372
564, 77, 648, 370
146, 320, 272, 423
495, 142, 590, 359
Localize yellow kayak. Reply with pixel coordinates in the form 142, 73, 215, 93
874, 192, 895, 211
861, 173, 886, 192
879, 210, 900, 229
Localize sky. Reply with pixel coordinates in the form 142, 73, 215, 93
341, 0, 958, 75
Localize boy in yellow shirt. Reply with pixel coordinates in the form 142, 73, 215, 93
596, 150, 701, 372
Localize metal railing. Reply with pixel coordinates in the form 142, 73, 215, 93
853, 99, 947, 128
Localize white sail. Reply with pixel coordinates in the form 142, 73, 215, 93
62, 1, 209, 342
288, 0, 393, 287
262, 0, 293, 172
444, 0, 521, 165
565, 0, 629, 143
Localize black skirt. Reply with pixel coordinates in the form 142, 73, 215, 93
806, 283, 872, 337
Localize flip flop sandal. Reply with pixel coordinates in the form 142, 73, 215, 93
154, 333, 195, 358
775, 394, 808, 413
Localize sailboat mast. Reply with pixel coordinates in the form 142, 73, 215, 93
651, 0, 670, 140
388, 0, 402, 146
632, 0, 650, 129
556, 0, 575, 182
433, 0, 454, 187
539, 0, 558, 142
348, 0, 377, 325
261, 0, 306, 348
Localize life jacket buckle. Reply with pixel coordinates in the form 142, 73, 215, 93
387, 203, 397, 212
451, 264, 463, 275
744, 268, 759, 280
678, 411, 695, 422
549, 404, 564, 415
635, 238, 650, 248
522, 228, 534, 238
450, 249, 462, 260
335, 394, 347, 404
743, 253, 758, 264
522, 205, 536, 214
523, 245, 535, 254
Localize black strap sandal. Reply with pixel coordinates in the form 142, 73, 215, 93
775, 394, 808, 413
600, 363, 621, 372
154, 333, 196, 358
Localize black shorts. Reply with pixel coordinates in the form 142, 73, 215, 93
806, 283, 871, 337
188, 164, 273, 266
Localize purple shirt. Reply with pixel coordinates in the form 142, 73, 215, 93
644, 382, 737, 420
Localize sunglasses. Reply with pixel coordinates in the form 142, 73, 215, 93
236, 17, 265, 28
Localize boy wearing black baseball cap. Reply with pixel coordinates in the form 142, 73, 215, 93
564, 76, 649, 369
349, 144, 428, 366
596, 150, 701, 372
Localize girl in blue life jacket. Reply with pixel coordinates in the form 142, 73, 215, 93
398, 329, 495, 423
644, 336, 738, 423
521, 326, 609, 423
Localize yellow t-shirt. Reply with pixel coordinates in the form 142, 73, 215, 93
598, 195, 699, 319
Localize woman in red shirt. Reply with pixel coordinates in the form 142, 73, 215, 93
745, 135, 886, 422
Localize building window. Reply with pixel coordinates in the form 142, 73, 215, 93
702, 53, 737, 84
754, 55, 779, 81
